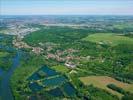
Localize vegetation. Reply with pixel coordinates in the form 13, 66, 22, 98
80, 76, 133, 98
51, 65, 70, 73
122, 94, 133, 100
11, 53, 44, 100
0, 34, 16, 70
0, 16, 132, 100
88, 85, 118, 100
83, 33, 133, 46
18, 25, 133, 99
107, 84, 127, 95
23, 26, 90, 46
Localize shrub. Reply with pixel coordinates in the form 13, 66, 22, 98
107, 84, 126, 95
122, 94, 133, 100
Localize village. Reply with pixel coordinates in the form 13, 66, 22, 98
13, 34, 81, 69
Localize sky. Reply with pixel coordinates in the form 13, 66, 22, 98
0, 0, 133, 15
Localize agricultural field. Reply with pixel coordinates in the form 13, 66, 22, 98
80, 76, 133, 98
113, 23, 133, 30
83, 33, 133, 46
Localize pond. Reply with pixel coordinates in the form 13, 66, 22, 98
40, 66, 58, 76
62, 82, 76, 96
48, 87, 64, 97
0, 36, 3, 39
27, 65, 77, 97
28, 66, 59, 81
29, 82, 43, 92
42, 75, 66, 87
28, 73, 41, 81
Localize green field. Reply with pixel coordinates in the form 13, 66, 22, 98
83, 33, 133, 46
0, 52, 9, 58
52, 65, 70, 73
80, 76, 133, 99
113, 23, 133, 30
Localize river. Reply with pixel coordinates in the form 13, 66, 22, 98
0, 50, 21, 100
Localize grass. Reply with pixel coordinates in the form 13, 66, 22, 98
79, 76, 133, 99
52, 65, 70, 73
113, 23, 133, 30
82, 33, 133, 46
0, 52, 9, 58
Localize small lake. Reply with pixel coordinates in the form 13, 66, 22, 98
42, 75, 66, 86
48, 87, 64, 97
62, 82, 76, 96
28, 66, 58, 81
27, 63, 77, 97
29, 82, 43, 92
0, 36, 3, 39
40, 66, 58, 76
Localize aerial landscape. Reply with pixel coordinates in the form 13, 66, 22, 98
0, 0, 133, 100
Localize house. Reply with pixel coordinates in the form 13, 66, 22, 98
32, 47, 43, 54
65, 62, 76, 69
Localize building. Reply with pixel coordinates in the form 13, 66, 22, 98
65, 62, 76, 69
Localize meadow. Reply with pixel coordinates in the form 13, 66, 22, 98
51, 65, 70, 73
80, 76, 133, 98
83, 33, 133, 46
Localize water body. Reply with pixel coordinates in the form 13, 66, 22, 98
0, 36, 3, 39
42, 75, 66, 86
0, 49, 21, 100
0, 45, 15, 52
0, 68, 4, 76
29, 82, 43, 92
28, 66, 59, 81
62, 82, 76, 96
0, 35, 4, 38
48, 87, 64, 97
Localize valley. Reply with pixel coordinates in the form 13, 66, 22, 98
0, 15, 133, 100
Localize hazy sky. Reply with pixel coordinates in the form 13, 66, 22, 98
0, 0, 133, 15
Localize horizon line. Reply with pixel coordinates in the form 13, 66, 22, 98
1, 14, 133, 16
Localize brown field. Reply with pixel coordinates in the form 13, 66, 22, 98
79, 76, 133, 98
